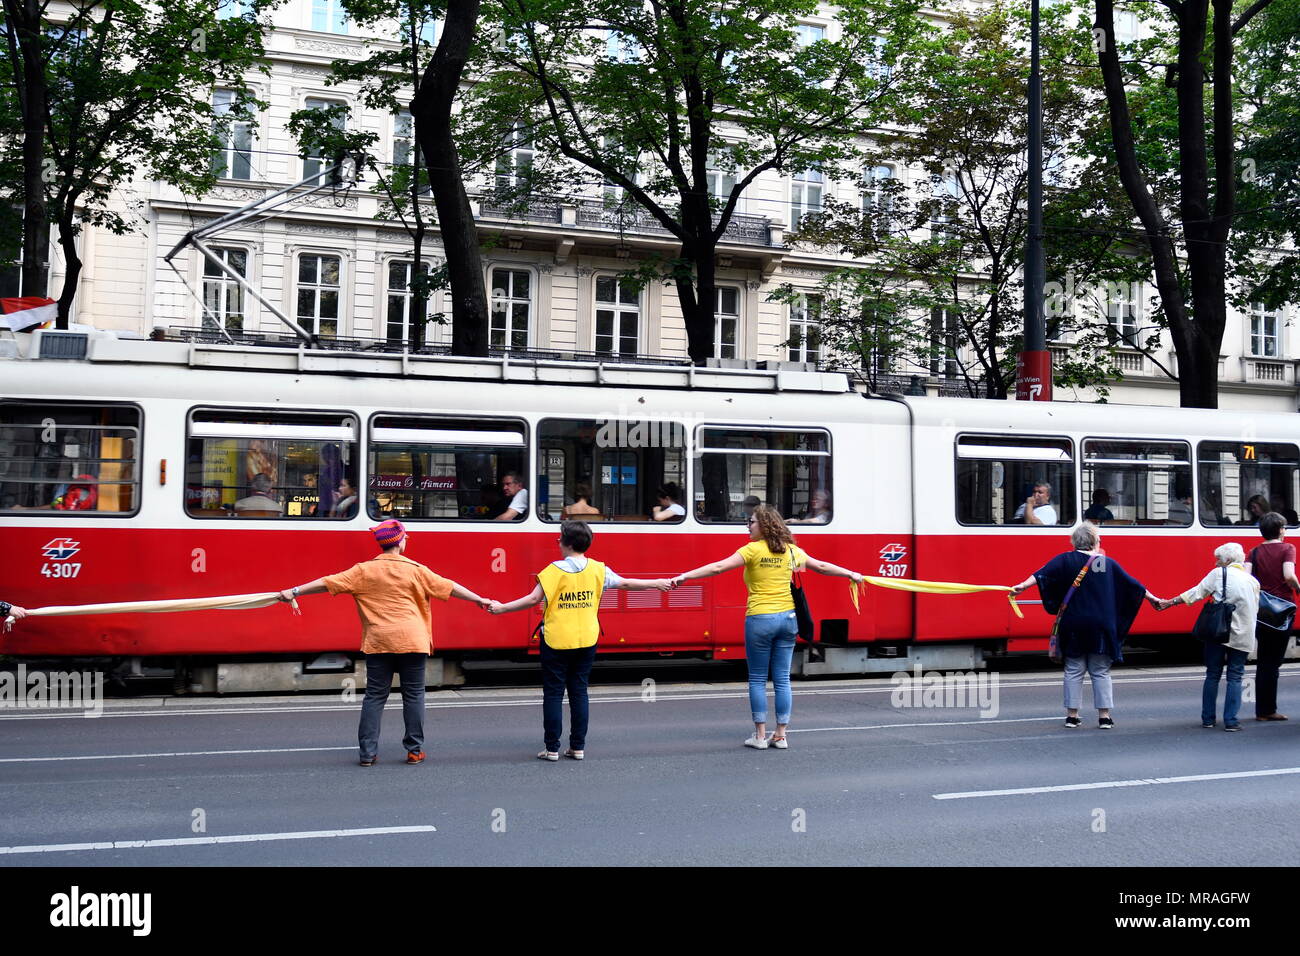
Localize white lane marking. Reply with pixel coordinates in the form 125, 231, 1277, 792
0, 825, 437, 855
0, 746, 355, 764
933, 767, 1300, 800
0, 718, 1064, 763
0, 671, 1252, 721
790, 716, 1060, 733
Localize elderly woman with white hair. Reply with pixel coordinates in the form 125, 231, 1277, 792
1156, 542, 1260, 732
1010, 524, 1157, 729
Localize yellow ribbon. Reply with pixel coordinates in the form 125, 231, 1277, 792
849, 578, 1024, 619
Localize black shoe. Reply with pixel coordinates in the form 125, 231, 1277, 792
1224, 724, 1243, 732
1202, 721, 1216, 728
1098, 716, 1114, 730
1064, 716, 1081, 729
359, 756, 376, 766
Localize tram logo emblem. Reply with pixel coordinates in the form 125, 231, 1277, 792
42, 538, 81, 561
879, 543, 908, 562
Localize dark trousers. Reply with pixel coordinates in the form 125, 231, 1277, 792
539, 638, 597, 752
1255, 629, 1290, 717
358, 653, 426, 759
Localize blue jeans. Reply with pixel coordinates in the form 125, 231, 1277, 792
744, 611, 798, 724
539, 638, 597, 752
358, 653, 426, 759
1202, 642, 1249, 727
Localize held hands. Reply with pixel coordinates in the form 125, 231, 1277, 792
8, 606, 26, 620
487, 600, 506, 615
1009, 583, 1030, 596
652, 579, 674, 592
849, 572, 864, 585
276, 589, 294, 603
669, 575, 687, 589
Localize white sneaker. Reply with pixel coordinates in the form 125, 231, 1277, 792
537, 749, 559, 761
768, 735, 788, 749
744, 734, 769, 749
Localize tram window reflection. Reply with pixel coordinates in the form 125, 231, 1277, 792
955, 435, 1075, 526
1081, 439, 1192, 527
697, 427, 830, 523
368, 416, 527, 521
1197, 441, 1300, 527
539, 418, 686, 523
185, 409, 358, 519
0, 402, 140, 515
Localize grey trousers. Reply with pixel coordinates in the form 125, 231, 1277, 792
1063, 653, 1114, 710
358, 653, 426, 759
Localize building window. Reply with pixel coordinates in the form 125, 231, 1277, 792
393, 110, 415, 168
595, 276, 639, 356
202, 247, 248, 333
930, 307, 959, 378
185, 409, 358, 518
311, 0, 347, 33
1114, 9, 1139, 45
369, 415, 527, 521
1083, 439, 1192, 526
1249, 302, 1280, 357
0, 403, 141, 515
297, 254, 341, 338
1107, 281, 1139, 341
706, 154, 736, 202
697, 426, 831, 523
714, 286, 740, 359
495, 122, 533, 192
302, 97, 347, 181
211, 89, 254, 181
955, 435, 1075, 526
930, 170, 959, 239
863, 164, 894, 225
490, 268, 531, 351
795, 22, 825, 46
790, 168, 823, 228
788, 295, 821, 364
386, 260, 432, 346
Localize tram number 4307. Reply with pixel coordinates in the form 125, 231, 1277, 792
41, 563, 81, 578
877, 564, 909, 578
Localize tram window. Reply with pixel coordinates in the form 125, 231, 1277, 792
538, 418, 687, 522
955, 435, 1075, 526
185, 409, 359, 519
369, 416, 527, 521
697, 427, 830, 523
0, 403, 140, 515
1081, 439, 1192, 527
1197, 441, 1300, 527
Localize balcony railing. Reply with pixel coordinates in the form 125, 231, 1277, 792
476, 194, 776, 246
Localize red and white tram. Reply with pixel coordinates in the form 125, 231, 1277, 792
2, 328, 1296, 688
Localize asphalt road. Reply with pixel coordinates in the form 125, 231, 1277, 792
2, 664, 1298, 866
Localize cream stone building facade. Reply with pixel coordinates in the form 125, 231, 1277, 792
19, 0, 1299, 412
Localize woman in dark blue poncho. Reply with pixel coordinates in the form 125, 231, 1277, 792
1010, 524, 1158, 729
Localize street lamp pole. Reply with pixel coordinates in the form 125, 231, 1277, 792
1017, 0, 1052, 401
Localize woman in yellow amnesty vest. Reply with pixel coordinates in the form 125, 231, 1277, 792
672, 505, 864, 749
489, 521, 674, 760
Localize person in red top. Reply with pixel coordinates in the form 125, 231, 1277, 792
277, 520, 490, 766
1244, 511, 1300, 721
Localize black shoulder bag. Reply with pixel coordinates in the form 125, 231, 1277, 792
1192, 567, 1235, 644
1248, 547, 1298, 632
790, 549, 815, 642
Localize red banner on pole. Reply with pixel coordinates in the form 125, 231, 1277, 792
1016, 350, 1052, 401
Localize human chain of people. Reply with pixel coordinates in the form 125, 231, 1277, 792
5, 503, 1293, 766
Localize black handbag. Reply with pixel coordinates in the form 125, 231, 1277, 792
790, 550, 815, 641
1192, 567, 1235, 644
1257, 590, 1296, 632
1247, 547, 1297, 632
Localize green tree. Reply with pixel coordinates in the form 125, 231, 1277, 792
474, 0, 926, 363
786, 4, 1139, 399
1092, 0, 1285, 407
0, 0, 272, 325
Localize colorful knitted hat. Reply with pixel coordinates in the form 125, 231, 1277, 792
371, 519, 406, 547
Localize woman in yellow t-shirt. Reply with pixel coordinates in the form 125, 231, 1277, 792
672, 505, 863, 750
